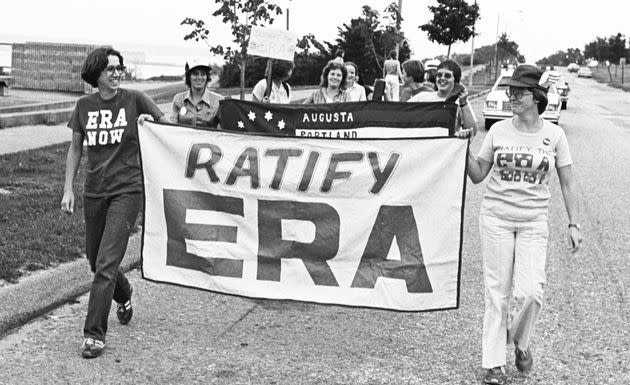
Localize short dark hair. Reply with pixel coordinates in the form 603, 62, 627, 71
437, 59, 462, 83
271, 60, 295, 81
388, 50, 397, 60
402, 59, 425, 83
320, 60, 348, 89
81, 47, 124, 88
185, 67, 211, 88
335, 49, 345, 58
531, 87, 548, 114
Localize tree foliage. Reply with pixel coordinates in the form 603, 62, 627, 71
537, 49, 585, 66
334, 4, 410, 86
420, 0, 480, 58
181, 0, 283, 63
181, 0, 283, 97
584, 33, 628, 63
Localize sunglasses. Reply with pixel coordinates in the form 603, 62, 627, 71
505, 89, 533, 100
435, 72, 453, 79
104, 65, 126, 74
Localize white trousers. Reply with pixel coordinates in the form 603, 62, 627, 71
384, 74, 400, 101
480, 214, 548, 369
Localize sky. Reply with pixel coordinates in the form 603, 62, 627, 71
1, 0, 629, 68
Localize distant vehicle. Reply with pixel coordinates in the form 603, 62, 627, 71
542, 71, 570, 110
482, 69, 561, 130
424, 59, 440, 71
567, 63, 579, 72
577, 67, 593, 78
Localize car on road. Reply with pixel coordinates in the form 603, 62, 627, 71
567, 63, 580, 72
482, 68, 561, 130
577, 67, 593, 78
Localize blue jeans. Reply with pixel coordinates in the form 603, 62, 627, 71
83, 192, 141, 341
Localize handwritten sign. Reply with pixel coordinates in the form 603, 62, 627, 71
248, 26, 297, 61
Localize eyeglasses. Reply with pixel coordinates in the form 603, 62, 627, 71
435, 72, 453, 79
505, 89, 532, 100
105, 65, 126, 74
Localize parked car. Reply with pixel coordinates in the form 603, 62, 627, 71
577, 67, 593, 78
482, 68, 561, 130
567, 63, 580, 73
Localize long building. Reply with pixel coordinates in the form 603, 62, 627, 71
11, 42, 102, 93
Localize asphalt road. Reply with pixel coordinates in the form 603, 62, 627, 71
0, 74, 628, 384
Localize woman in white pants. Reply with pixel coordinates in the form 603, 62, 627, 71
466, 64, 583, 385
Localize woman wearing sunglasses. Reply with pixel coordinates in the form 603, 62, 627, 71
61, 47, 168, 359
466, 64, 582, 384
407, 59, 477, 138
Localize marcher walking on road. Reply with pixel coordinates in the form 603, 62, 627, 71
61, 47, 167, 359
171, 60, 223, 128
252, 60, 294, 104
399, 59, 433, 102
383, 50, 402, 101
344, 62, 366, 102
303, 61, 348, 104
466, 64, 583, 384
408, 59, 477, 138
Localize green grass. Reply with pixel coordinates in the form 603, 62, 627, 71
0, 143, 86, 283
589, 65, 630, 92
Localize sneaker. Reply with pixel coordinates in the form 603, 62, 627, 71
483, 366, 506, 385
81, 338, 105, 359
514, 347, 533, 372
116, 299, 133, 325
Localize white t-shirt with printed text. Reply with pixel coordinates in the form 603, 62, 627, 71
477, 118, 573, 221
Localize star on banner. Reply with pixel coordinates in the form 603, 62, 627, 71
264, 111, 273, 121
277, 119, 286, 130
248, 111, 256, 121
237, 121, 245, 129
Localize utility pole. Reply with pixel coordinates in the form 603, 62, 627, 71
286, 0, 290, 31
493, 14, 499, 81
468, 0, 476, 88
395, 0, 403, 58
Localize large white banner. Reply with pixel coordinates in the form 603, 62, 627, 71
139, 121, 468, 311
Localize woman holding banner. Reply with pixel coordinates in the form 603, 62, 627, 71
171, 60, 223, 128
303, 61, 349, 104
466, 64, 582, 385
408, 59, 477, 138
61, 47, 168, 359
252, 59, 294, 104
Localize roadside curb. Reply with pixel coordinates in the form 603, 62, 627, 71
0, 233, 141, 338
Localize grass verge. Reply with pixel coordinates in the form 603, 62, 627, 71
590, 65, 630, 92
0, 143, 86, 283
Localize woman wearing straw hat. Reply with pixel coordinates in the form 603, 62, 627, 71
171, 60, 223, 128
466, 64, 583, 384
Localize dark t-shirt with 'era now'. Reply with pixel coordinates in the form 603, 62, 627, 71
68, 88, 163, 197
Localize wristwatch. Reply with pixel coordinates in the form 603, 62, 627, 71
568, 223, 581, 230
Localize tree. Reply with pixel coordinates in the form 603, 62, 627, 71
496, 33, 524, 64
334, 5, 410, 86
420, 0, 480, 58
181, 0, 283, 99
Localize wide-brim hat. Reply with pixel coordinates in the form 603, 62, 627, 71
500, 64, 547, 91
